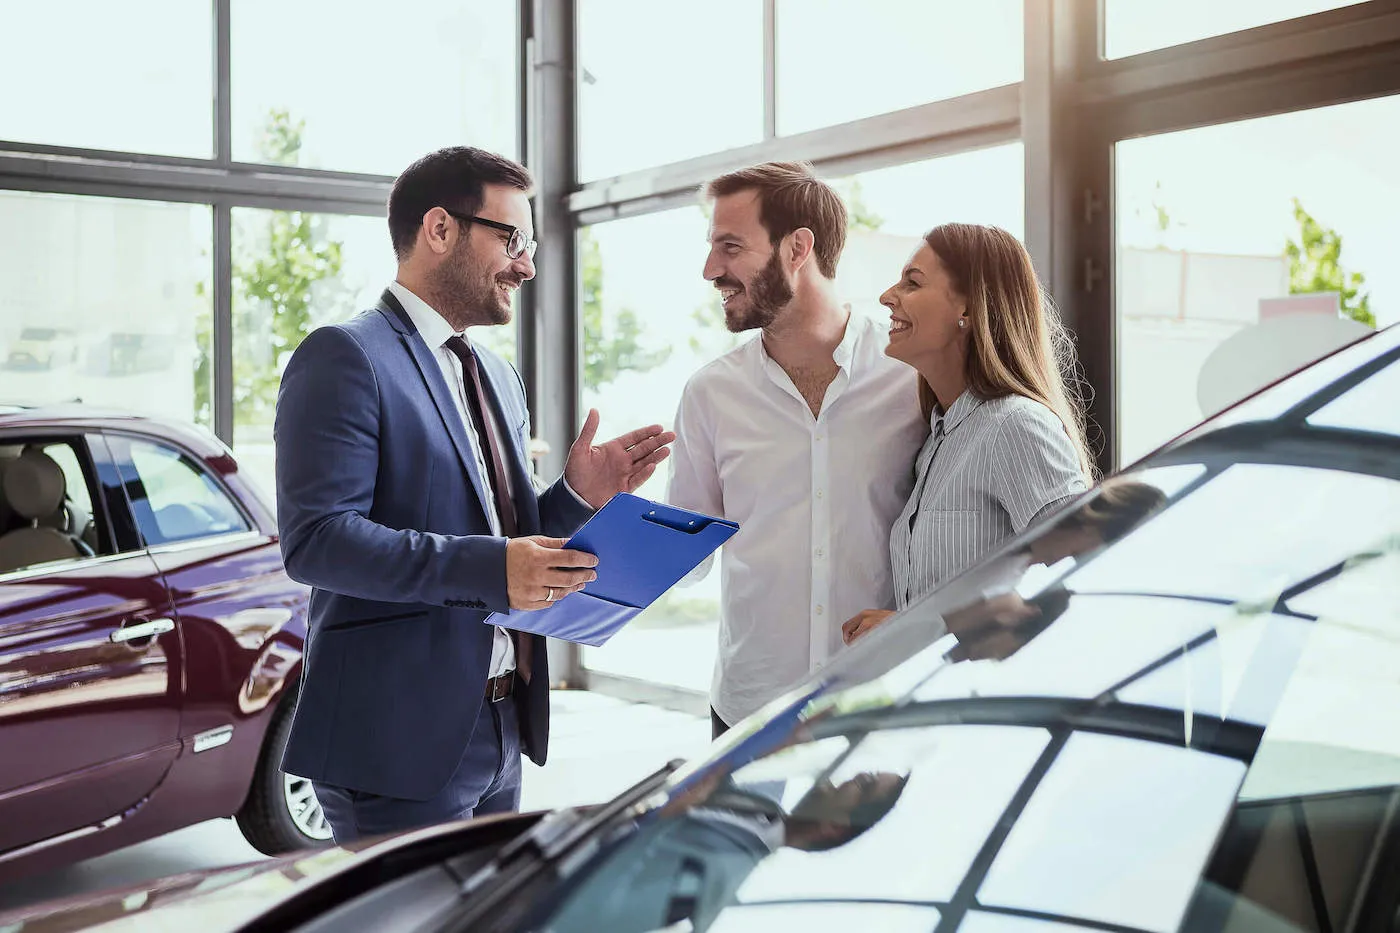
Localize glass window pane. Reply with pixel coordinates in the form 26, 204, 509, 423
125, 439, 251, 545
980, 734, 1247, 933
0, 192, 212, 425
232, 0, 518, 175
0, 440, 105, 573
1115, 96, 1399, 464
0, 1, 212, 157
777, 0, 1022, 136
1105, 0, 1368, 60
578, 207, 725, 689
832, 145, 1025, 322
230, 209, 397, 500
578, 0, 763, 181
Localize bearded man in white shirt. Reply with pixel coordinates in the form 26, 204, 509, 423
667, 162, 927, 738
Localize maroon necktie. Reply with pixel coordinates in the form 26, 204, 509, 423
446, 336, 519, 538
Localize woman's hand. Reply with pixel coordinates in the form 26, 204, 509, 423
842, 609, 895, 645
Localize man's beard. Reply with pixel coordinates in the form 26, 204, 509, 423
721, 250, 794, 333
431, 243, 515, 329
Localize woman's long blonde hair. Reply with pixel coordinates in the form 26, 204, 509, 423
920, 223, 1097, 479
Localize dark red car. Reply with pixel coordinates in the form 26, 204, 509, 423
0, 405, 328, 882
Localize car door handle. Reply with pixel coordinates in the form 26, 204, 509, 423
110, 618, 176, 643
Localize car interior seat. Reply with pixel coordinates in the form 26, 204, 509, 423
0, 449, 86, 573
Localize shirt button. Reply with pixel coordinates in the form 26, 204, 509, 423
816, 490, 824, 499
815, 605, 824, 616
815, 548, 824, 558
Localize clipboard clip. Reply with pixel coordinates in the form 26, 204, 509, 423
640, 507, 709, 535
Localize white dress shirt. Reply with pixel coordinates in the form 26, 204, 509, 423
388, 281, 517, 678
667, 311, 927, 725
890, 391, 1088, 610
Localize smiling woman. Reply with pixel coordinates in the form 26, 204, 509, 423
843, 224, 1092, 641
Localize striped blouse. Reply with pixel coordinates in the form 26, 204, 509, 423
890, 391, 1088, 609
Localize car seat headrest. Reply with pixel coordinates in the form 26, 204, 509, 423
3, 450, 67, 523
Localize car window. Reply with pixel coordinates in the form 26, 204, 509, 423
1183, 327, 1397, 437
1180, 541, 1400, 933
1305, 358, 1400, 437
526, 724, 1051, 933
0, 437, 107, 575
980, 733, 1247, 933
121, 439, 250, 546
1066, 464, 1400, 604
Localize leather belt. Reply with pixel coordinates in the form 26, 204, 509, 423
485, 670, 515, 703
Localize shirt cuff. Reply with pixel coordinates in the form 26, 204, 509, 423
562, 475, 594, 511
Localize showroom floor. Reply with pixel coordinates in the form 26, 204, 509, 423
0, 691, 709, 915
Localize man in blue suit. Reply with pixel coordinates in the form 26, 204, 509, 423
275, 146, 675, 842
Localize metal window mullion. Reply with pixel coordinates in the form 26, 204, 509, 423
213, 203, 234, 447
566, 84, 1021, 216
528, 0, 584, 687
215, 0, 231, 166
763, 0, 777, 139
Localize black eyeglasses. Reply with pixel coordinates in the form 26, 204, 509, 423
442, 209, 537, 260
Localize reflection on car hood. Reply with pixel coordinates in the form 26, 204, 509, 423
0, 847, 360, 933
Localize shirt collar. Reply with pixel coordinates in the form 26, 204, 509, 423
933, 389, 984, 434
387, 280, 461, 350
831, 308, 861, 368
754, 307, 863, 372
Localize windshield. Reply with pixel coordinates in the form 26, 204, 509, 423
483, 337, 1400, 933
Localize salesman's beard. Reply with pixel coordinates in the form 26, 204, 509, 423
430, 242, 513, 330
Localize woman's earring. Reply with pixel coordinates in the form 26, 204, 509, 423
958, 318, 967, 329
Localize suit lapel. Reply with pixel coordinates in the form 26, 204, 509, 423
378, 291, 494, 522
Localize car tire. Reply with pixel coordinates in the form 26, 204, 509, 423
235, 688, 335, 855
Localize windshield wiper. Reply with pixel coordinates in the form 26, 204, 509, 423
442, 757, 684, 931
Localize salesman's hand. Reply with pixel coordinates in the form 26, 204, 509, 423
842, 609, 895, 645
564, 409, 676, 511
506, 536, 599, 611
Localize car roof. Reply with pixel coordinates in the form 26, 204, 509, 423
0, 404, 231, 460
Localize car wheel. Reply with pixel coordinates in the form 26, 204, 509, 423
235, 689, 335, 854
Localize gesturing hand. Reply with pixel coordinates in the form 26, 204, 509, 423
564, 408, 676, 510
505, 536, 599, 611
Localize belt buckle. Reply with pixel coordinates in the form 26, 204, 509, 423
488, 670, 514, 703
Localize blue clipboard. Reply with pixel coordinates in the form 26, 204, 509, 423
485, 493, 739, 647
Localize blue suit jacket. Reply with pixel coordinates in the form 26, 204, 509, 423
275, 291, 592, 800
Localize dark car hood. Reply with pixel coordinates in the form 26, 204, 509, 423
0, 846, 363, 933
0, 809, 535, 933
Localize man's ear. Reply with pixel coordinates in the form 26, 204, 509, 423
421, 206, 455, 256
789, 227, 816, 272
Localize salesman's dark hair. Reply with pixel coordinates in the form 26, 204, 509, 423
387, 147, 534, 261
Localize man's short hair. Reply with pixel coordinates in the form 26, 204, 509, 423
704, 161, 847, 279
388, 147, 534, 261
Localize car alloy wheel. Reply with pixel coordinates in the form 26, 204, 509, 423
283, 773, 334, 841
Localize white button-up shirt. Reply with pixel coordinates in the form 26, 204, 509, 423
388, 281, 518, 677
667, 311, 927, 725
